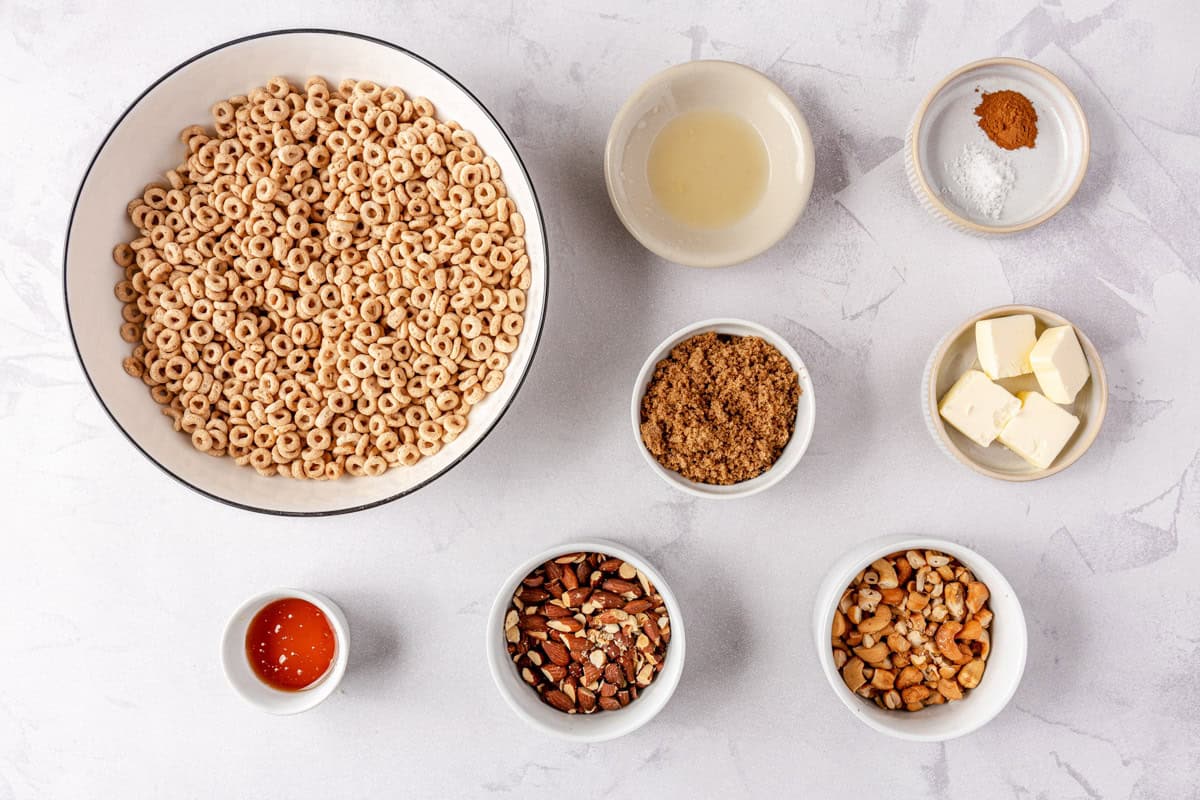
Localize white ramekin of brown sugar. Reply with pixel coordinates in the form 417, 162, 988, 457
630, 318, 816, 499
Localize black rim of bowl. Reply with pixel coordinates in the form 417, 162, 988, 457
62, 28, 550, 517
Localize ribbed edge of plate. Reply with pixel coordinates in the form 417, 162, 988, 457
920, 332, 965, 469
904, 119, 995, 239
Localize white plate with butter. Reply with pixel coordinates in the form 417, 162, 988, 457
604, 60, 814, 268
923, 305, 1107, 481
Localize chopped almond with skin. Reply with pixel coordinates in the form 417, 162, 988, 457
506, 552, 670, 714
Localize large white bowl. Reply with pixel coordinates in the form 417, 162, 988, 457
813, 535, 1027, 741
64, 30, 548, 515
486, 540, 686, 742
631, 318, 816, 499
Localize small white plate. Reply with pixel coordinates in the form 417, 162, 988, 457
605, 61, 814, 267
631, 318, 815, 498
923, 305, 1107, 481
905, 57, 1089, 234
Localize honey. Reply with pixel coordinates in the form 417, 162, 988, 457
245, 597, 336, 691
647, 110, 768, 229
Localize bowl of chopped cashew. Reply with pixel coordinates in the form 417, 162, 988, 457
64, 29, 548, 515
813, 534, 1027, 741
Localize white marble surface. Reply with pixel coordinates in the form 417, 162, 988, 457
2, 1, 1198, 797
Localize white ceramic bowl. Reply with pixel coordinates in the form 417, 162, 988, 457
905, 57, 1089, 235
221, 588, 350, 715
486, 540, 686, 742
64, 29, 548, 515
631, 318, 815, 499
604, 60, 815, 267
813, 535, 1027, 742
923, 304, 1107, 481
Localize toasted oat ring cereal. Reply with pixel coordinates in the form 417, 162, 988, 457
113, 76, 531, 479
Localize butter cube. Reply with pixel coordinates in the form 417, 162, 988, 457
999, 391, 1080, 469
1029, 325, 1090, 404
938, 370, 1021, 447
975, 314, 1036, 379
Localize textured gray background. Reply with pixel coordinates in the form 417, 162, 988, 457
2, 1, 1198, 797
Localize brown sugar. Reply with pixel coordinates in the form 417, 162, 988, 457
974, 89, 1038, 150
639, 332, 800, 485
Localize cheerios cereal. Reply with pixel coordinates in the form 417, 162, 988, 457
113, 76, 532, 479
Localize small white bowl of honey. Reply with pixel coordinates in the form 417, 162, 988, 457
605, 60, 815, 268
221, 588, 350, 714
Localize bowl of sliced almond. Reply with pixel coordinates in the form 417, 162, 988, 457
813, 535, 1027, 741
486, 541, 685, 741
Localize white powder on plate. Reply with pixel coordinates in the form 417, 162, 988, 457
945, 145, 1016, 220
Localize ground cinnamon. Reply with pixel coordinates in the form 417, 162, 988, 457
974, 89, 1038, 150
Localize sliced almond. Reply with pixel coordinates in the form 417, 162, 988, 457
636, 664, 654, 686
